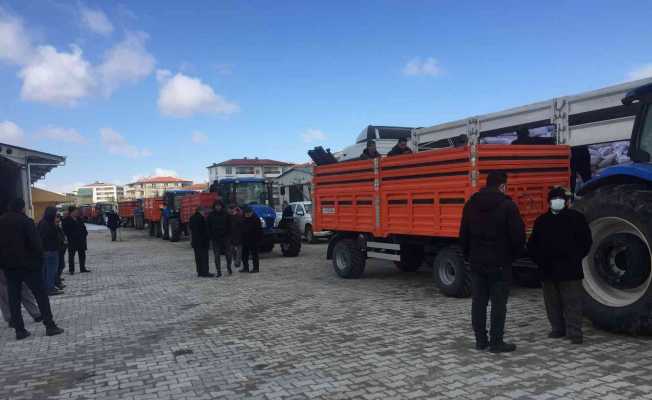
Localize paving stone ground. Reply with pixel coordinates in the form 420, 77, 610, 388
1, 227, 652, 400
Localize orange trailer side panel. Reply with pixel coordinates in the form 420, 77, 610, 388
144, 198, 163, 222
313, 144, 570, 238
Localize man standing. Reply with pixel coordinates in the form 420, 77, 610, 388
0, 198, 64, 340
189, 207, 212, 277
240, 206, 263, 273
459, 171, 525, 353
106, 210, 120, 242
37, 207, 63, 296
528, 187, 592, 344
207, 200, 232, 277
62, 206, 90, 274
387, 137, 413, 157
229, 204, 244, 272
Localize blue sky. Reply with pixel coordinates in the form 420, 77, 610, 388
1, 0, 652, 193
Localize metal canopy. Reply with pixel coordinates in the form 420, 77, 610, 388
0, 143, 66, 183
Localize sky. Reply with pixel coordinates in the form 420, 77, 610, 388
1, 0, 652, 194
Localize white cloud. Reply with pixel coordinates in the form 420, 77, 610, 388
19, 45, 95, 106
100, 127, 150, 158
402, 57, 441, 77
627, 64, 652, 81
0, 120, 25, 145
97, 32, 155, 95
80, 6, 114, 36
156, 70, 239, 117
36, 126, 87, 144
0, 8, 33, 64
302, 128, 328, 143
191, 131, 208, 144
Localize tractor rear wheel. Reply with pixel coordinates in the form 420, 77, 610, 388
281, 224, 301, 257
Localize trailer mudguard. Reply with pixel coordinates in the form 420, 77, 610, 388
579, 163, 652, 195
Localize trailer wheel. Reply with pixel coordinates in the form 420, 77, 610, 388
433, 246, 471, 297
155, 222, 161, 238
281, 224, 302, 257
305, 224, 317, 243
332, 238, 365, 278
574, 184, 652, 334
148, 221, 155, 237
395, 245, 424, 272
170, 222, 180, 242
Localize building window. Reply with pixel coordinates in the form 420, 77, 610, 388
225, 167, 233, 175
264, 167, 281, 174
236, 166, 255, 174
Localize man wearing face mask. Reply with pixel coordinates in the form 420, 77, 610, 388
527, 187, 593, 344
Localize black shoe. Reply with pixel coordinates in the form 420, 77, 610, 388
475, 341, 489, 351
80, 269, 91, 273
199, 273, 215, 278
16, 329, 31, 340
46, 325, 64, 336
8, 321, 14, 328
33, 316, 43, 323
69, 271, 75, 275
227, 268, 232, 275
250, 269, 259, 273
239, 268, 249, 273
49, 289, 64, 296
548, 331, 566, 339
489, 341, 516, 353
569, 337, 583, 345
215, 272, 222, 278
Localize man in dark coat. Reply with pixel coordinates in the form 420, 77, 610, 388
0, 198, 64, 340
62, 206, 90, 274
106, 210, 120, 242
189, 207, 212, 277
459, 171, 526, 353
229, 204, 244, 271
37, 207, 63, 296
528, 187, 593, 344
387, 137, 413, 157
207, 200, 232, 277
240, 206, 263, 273
359, 140, 381, 160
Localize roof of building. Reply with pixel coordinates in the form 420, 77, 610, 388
207, 158, 293, 168
275, 163, 313, 180
83, 181, 117, 187
186, 182, 209, 191
128, 176, 193, 185
0, 142, 65, 183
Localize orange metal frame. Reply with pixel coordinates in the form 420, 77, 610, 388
143, 197, 163, 222
313, 144, 570, 238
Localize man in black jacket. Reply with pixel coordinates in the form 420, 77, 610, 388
240, 206, 263, 273
189, 207, 212, 277
387, 137, 413, 157
459, 171, 526, 353
207, 200, 232, 277
62, 206, 90, 274
106, 210, 120, 242
359, 140, 381, 160
528, 187, 592, 344
0, 198, 64, 340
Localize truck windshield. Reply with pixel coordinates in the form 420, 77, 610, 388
219, 182, 269, 206
639, 108, 652, 159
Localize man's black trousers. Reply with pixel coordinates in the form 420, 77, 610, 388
471, 269, 510, 344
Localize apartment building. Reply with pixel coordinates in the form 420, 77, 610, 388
124, 176, 193, 199
78, 182, 124, 203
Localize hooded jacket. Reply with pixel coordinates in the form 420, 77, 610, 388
106, 212, 120, 230
527, 208, 592, 281
189, 211, 210, 249
459, 188, 526, 274
38, 207, 60, 252
241, 213, 263, 246
0, 211, 43, 270
359, 148, 380, 160
62, 215, 88, 250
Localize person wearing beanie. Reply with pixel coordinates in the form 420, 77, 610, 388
527, 186, 593, 344
239, 206, 262, 273
359, 140, 381, 160
207, 200, 232, 277
387, 137, 413, 157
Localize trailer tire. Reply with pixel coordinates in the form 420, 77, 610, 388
148, 221, 155, 237
395, 245, 424, 272
433, 246, 471, 297
574, 184, 652, 334
170, 222, 180, 242
281, 224, 302, 257
332, 238, 365, 278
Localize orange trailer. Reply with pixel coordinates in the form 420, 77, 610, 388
118, 200, 139, 227
144, 197, 164, 237
313, 144, 569, 296
180, 192, 217, 225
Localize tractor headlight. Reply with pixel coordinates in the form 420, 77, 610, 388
259, 217, 266, 228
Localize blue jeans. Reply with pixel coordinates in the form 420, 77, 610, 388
43, 251, 59, 290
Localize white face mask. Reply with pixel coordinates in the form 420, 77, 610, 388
550, 198, 565, 212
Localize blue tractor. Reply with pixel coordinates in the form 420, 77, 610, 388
211, 177, 301, 256
573, 83, 652, 333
